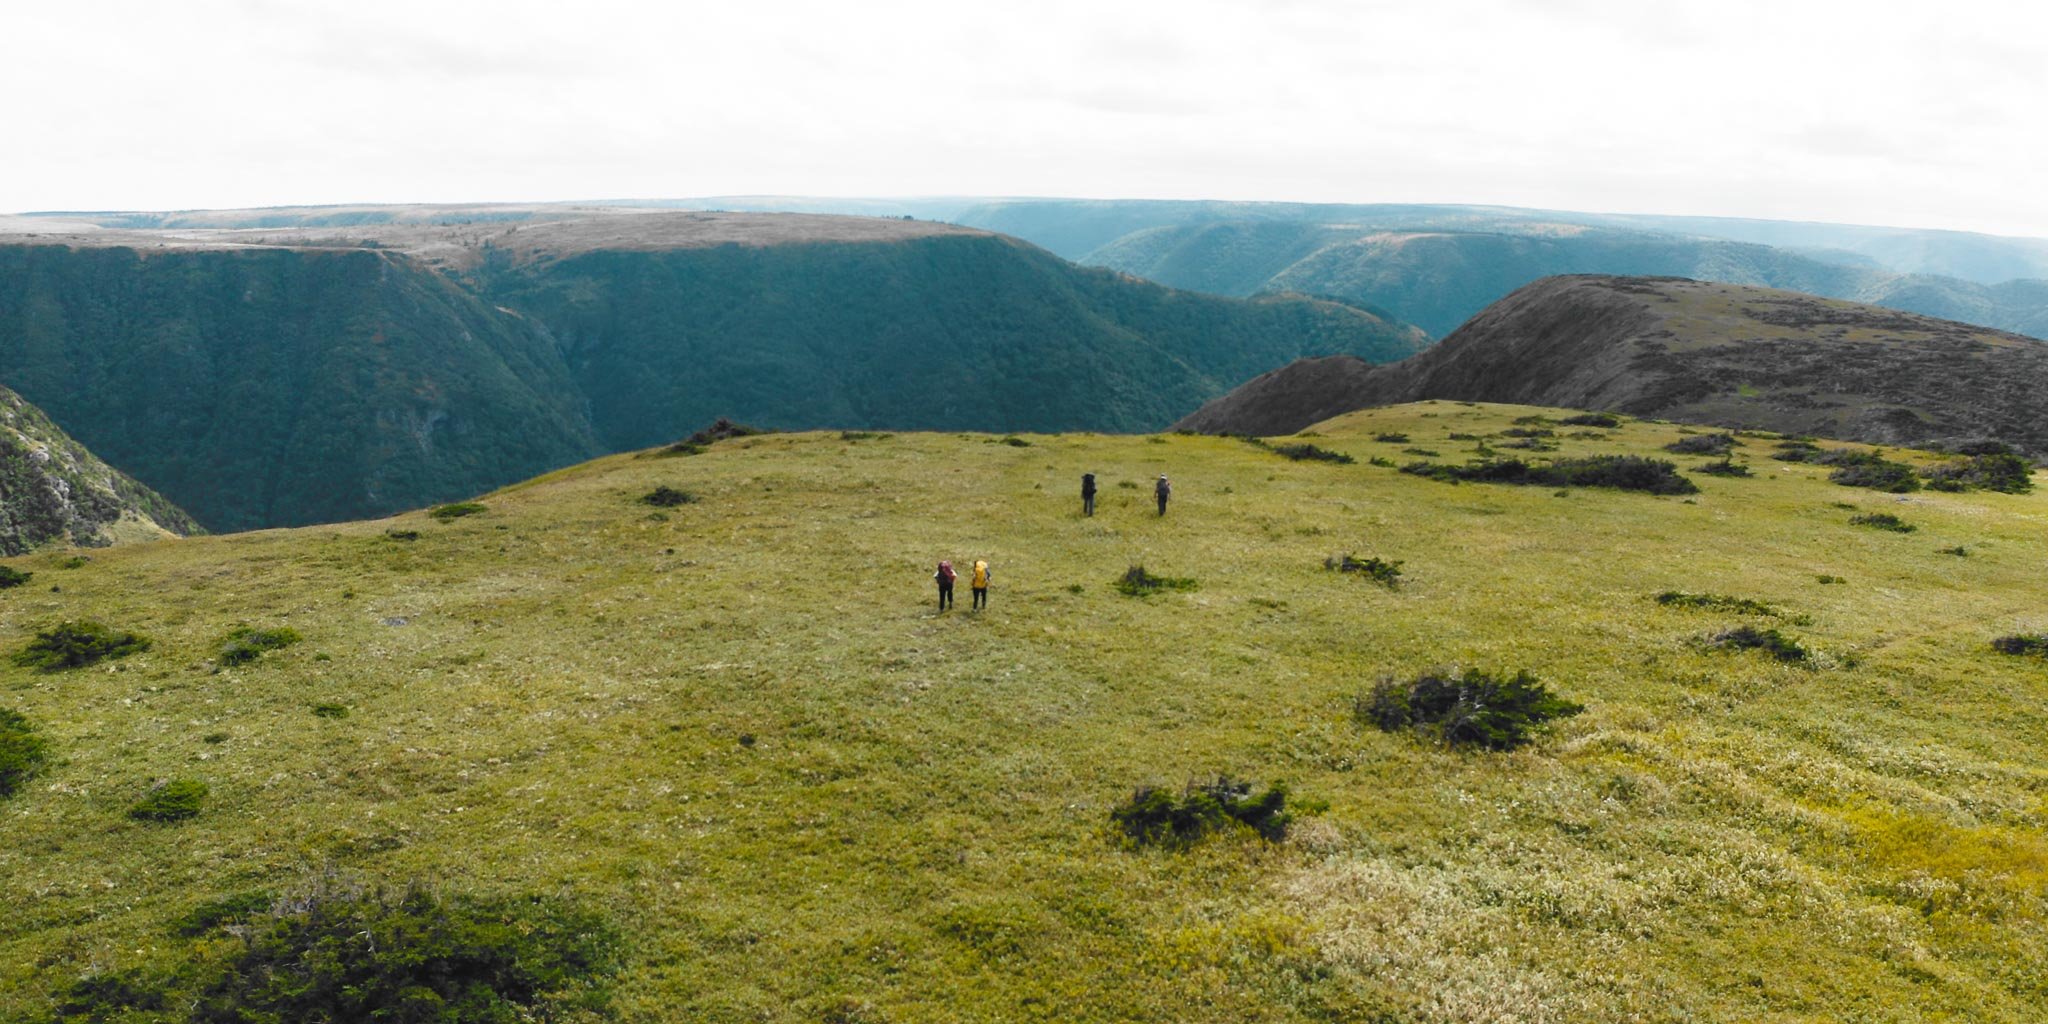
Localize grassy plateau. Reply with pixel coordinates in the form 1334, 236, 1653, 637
2, 402, 2046, 1022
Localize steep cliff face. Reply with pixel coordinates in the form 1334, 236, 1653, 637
0, 245, 602, 531
0, 385, 197, 554
1177, 275, 2048, 455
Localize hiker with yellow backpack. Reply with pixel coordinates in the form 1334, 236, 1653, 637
970, 559, 992, 610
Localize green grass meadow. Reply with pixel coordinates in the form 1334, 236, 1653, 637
3, 402, 2046, 1022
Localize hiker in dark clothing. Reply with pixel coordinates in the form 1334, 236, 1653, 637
935, 560, 957, 611
1155, 474, 1171, 516
1081, 473, 1097, 516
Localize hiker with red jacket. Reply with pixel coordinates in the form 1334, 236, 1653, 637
934, 560, 957, 611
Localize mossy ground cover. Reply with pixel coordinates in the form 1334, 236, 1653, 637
1, 402, 2045, 1022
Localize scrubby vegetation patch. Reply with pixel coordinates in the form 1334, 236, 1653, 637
1359, 668, 1583, 751
218, 626, 302, 667
0, 564, 32, 589
11, 620, 151, 672
1111, 776, 1292, 848
0, 707, 50, 800
128, 779, 208, 822
429, 501, 488, 521
1114, 566, 1198, 597
1826, 452, 1921, 493
1665, 433, 1737, 455
1693, 458, 1752, 478
1925, 445, 2033, 493
1708, 625, 1809, 662
1401, 456, 1698, 495
1655, 592, 1779, 617
1325, 554, 1403, 587
1850, 512, 1916, 533
1559, 412, 1620, 427
641, 486, 698, 507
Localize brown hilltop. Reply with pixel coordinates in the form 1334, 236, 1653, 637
1176, 275, 2048, 454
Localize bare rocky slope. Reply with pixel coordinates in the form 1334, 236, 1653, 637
1176, 275, 2048, 454
0, 384, 196, 554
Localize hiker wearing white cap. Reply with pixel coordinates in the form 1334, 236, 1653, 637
1154, 474, 1171, 516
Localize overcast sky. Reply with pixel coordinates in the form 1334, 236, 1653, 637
9, 0, 2047, 236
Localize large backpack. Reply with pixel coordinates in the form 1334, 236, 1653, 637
972, 561, 989, 587
938, 561, 956, 583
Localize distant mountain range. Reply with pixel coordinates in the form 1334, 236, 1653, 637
1176, 275, 2048, 457
0, 209, 1422, 530
0, 383, 195, 554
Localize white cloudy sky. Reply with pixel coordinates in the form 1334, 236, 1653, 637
8, 0, 2047, 235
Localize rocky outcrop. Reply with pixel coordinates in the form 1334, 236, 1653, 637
0, 386, 197, 554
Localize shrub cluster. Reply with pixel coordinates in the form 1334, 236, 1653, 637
1655, 592, 1778, 616
1665, 433, 1736, 455
1114, 566, 1198, 597
1849, 512, 1915, 533
1708, 625, 1809, 662
11, 620, 152, 672
1359, 668, 1583, 751
1372, 432, 1410, 443
1111, 776, 1291, 848
218, 626, 302, 667
0, 707, 50, 799
1401, 456, 1698, 495
1771, 440, 1823, 462
1500, 427, 1555, 439
385, 528, 420, 542
1692, 458, 1752, 478
641, 486, 698, 507
0, 565, 32, 589
128, 779, 208, 822
1925, 448, 2033, 494
1243, 436, 1355, 464
1992, 634, 2048, 657
1498, 437, 1558, 451
429, 501, 487, 521
51, 884, 622, 1024
1559, 413, 1621, 428
1826, 452, 1921, 493
1325, 554, 1403, 587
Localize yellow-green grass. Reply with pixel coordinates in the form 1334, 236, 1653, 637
2, 402, 2045, 1022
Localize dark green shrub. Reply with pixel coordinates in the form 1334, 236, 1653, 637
1114, 566, 1197, 597
1772, 441, 1823, 462
385, 529, 420, 541
428, 502, 487, 521
1938, 545, 1969, 557
129, 779, 208, 822
641, 486, 697, 507
0, 565, 32, 589
1111, 776, 1291, 848
11, 620, 152, 672
1372, 432, 1410, 443
1693, 458, 1751, 477
1655, 592, 1778, 616
1326, 554, 1403, 587
1368, 456, 1395, 467
218, 626, 302, 667
171, 890, 276, 937
0, 707, 50, 799
999, 436, 1031, 447
1401, 456, 1698, 495
1266, 443, 1353, 464
1500, 427, 1554, 439
1665, 433, 1736, 455
1708, 625, 1808, 662
838, 430, 890, 441
1560, 413, 1620, 427
58, 555, 90, 569
312, 702, 350, 719
1827, 453, 1920, 493
1924, 451, 2033, 494
56, 884, 622, 1024
1992, 634, 2048, 657
1498, 437, 1557, 451
1850, 512, 1915, 533
1816, 574, 1846, 585
1447, 432, 1481, 441
1402, 447, 1441, 457
1360, 668, 1583, 750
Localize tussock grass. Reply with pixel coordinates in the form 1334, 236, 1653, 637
3, 404, 2047, 1022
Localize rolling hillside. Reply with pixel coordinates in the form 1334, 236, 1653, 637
1178, 276, 2048, 451
2, 409, 2045, 1022
0, 383, 196, 554
0, 211, 1424, 530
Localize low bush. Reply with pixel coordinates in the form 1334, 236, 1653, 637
1656, 592, 1778, 616
1326, 554, 1403, 587
1827, 453, 1921, 492
1447, 432, 1481, 441
312, 702, 350, 719
1938, 545, 1969, 557
1708, 625, 1808, 662
641, 486, 697, 507
1850, 512, 1916, 533
1401, 456, 1698, 495
1498, 437, 1557, 451
218, 626, 302, 667
1665, 433, 1737, 455
1111, 776, 1292, 848
0, 707, 50, 799
11, 620, 152, 672
1693, 458, 1752, 477
1816, 574, 1846, 585
1560, 413, 1620, 427
129, 779, 208, 822
429, 501, 487, 521
838, 430, 891, 441
1115, 566, 1197, 597
1402, 447, 1441, 457
1359, 668, 1583, 751
1000, 436, 1031, 447
1267, 442, 1354, 464
1924, 450, 2034, 494
385, 529, 420, 542
1372, 432, 1410, 443
1367, 456, 1395, 467
0, 565, 31, 589
55, 883, 622, 1024
1772, 440, 1823, 462
1992, 634, 2048, 657
1501, 427, 1555, 438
